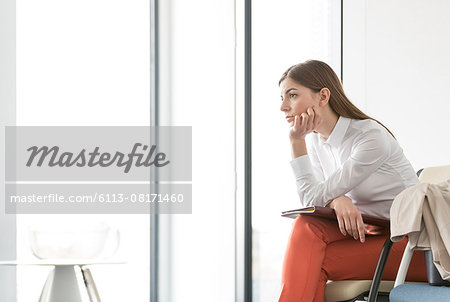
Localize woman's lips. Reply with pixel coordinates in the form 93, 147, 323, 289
286, 116, 294, 122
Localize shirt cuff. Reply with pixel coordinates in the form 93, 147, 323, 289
290, 154, 313, 179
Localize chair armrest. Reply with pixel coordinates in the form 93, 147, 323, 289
367, 236, 394, 302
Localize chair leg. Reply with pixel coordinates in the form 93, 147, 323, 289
38, 268, 55, 302
393, 241, 414, 288
367, 236, 394, 302
80, 266, 102, 302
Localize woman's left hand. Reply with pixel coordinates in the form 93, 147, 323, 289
327, 196, 366, 243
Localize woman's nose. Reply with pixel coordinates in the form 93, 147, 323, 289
280, 100, 290, 112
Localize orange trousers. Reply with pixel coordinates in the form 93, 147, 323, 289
278, 215, 427, 302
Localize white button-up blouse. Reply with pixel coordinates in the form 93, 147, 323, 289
290, 116, 419, 219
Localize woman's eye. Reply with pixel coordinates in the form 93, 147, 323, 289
289, 93, 297, 98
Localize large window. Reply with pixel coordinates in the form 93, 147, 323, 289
10, 1, 342, 301
15, 0, 238, 301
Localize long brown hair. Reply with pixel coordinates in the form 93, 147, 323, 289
279, 60, 396, 140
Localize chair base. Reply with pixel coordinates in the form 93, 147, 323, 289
344, 291, 389, 302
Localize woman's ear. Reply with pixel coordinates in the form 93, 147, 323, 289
319, 88, 331, 106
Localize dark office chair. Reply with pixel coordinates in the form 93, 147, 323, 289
387, 165, 450, 302
325, 165, 450, 302
361, 165, 450, 302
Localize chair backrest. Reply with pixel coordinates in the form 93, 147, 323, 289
418, 165, 450, 184
416, 165, 450, 286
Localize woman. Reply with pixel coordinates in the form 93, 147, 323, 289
278, 60, 427, 302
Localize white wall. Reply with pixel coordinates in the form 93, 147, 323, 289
343, 0, 450, 171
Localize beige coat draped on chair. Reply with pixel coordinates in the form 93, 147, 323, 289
390, 179, 450, 280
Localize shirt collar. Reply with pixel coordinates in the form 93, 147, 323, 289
319, 116, 351, 148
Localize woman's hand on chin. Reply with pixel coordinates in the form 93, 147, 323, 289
289, 106, 322, 141
327, 196, 366, 243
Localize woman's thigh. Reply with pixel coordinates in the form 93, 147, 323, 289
323, 235, 427, 282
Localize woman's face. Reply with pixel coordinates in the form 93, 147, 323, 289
279, 77, 320, 124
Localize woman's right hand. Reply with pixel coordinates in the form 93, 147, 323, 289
289, 106, 321, 141
327, 196, 366, 243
